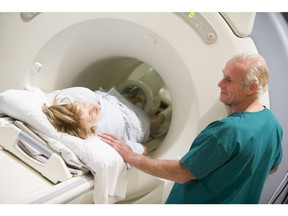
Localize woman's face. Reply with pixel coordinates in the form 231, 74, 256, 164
73, 100, 101, 130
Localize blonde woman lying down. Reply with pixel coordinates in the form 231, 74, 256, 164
43, 88, 170, 155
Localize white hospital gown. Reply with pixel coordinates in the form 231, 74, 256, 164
95, 88, 150, 143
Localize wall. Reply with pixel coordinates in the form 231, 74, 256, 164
251, 12, 288, 204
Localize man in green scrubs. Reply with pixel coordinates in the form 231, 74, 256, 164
99, 53, 283, 204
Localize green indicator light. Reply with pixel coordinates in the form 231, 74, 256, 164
188, 12, 195, 18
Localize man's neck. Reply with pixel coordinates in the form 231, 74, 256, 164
230, 97, 263, 114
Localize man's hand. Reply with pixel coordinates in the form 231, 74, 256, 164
98, 132, 133, 161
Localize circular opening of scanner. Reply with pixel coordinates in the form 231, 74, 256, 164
30, 17, 199, 201
31, 18, 198, 158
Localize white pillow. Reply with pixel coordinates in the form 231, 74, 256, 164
0, 88, 59, 138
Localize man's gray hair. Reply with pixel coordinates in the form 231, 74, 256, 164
232, 53, 270, 95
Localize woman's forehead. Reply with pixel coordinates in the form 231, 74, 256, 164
73, 99, 88, 107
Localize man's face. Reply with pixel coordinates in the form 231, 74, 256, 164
218, 59, 249, 107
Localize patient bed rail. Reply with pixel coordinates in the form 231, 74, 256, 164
19, 131, 53, 158
0, 124, 73, 183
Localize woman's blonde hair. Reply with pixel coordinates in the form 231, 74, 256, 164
42, 97, 95, 139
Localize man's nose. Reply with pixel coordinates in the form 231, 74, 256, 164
218, 79, 223, 87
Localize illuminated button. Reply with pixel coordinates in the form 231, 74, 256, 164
188, 12, 195, 18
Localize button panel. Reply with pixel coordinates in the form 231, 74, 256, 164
176, 12, 218, 44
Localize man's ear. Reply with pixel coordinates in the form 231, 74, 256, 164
248, 82, 258, 95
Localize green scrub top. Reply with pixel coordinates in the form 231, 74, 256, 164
166, 107, 283, 204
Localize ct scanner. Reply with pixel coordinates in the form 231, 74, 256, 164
0, 12, 287, 204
